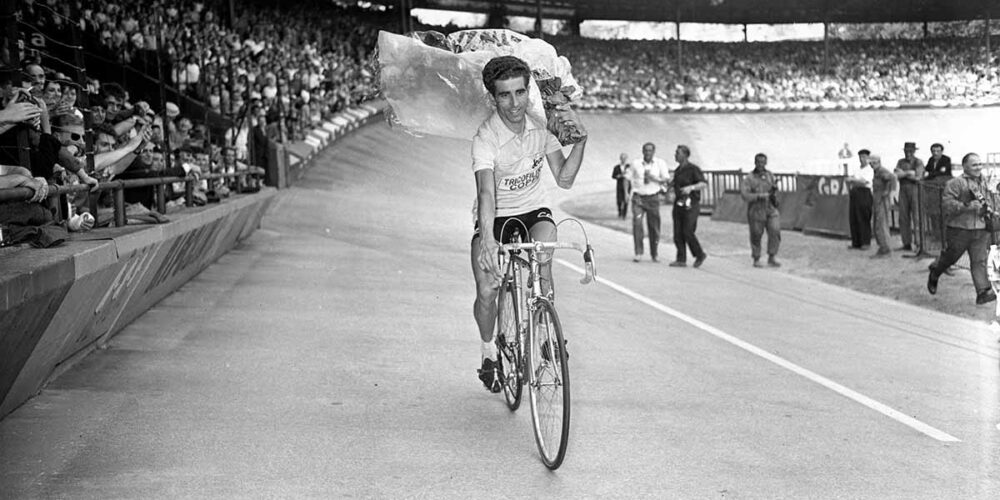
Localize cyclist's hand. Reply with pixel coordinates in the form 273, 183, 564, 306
478, 238, 502, 287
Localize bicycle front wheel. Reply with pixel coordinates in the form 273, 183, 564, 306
497, 278, 523, 411
527, 299, 570, 469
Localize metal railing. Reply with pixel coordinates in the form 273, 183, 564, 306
0, 172, 261, 229
701, 170, 798, 211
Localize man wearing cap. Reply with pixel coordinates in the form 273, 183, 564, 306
894, 141, 925, 252
870, 154, 897, 257
927, 153, 997, 305
165, 102, 180, 120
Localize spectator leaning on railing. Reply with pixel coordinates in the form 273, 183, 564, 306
1, 63, 98, 191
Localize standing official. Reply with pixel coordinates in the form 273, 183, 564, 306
627, 143, 670, 262
894, 141, 926, 251
845, 148, 873, 250
611, 152, 630, 219
927, 153, 997, 305
740, 153, 781, 267
670, 145, 708, 268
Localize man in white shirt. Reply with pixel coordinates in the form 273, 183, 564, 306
626, 142, 670, 262
846, 148, 874, 250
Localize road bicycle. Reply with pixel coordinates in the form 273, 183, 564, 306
494, 219, 596, 469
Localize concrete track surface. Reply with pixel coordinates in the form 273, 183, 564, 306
1, 113, 999, 499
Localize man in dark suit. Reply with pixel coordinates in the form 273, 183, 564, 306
924, 143, 952, 181
611, 152, 630, 219
923, 143, 954, 270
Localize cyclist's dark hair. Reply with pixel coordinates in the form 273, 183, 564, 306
481, 56, 531, 97
962, 152, 979, 166
858, 148, 871, 156
930, 143, 944, 151
755, 152, 767, 161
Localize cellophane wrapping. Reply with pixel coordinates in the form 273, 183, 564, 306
376, 29, 584, 145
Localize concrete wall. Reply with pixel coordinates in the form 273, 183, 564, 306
0, 100, 386, 421
0, 191, 275, 418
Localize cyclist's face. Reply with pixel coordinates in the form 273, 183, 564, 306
492, 76, 528, 130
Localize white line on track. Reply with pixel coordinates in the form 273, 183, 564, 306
555, 258, 962, 443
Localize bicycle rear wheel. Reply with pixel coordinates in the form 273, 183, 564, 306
527, 299, 570, 469
497, 276, 523, 411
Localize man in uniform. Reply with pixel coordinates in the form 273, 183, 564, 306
740, 153, 781, 267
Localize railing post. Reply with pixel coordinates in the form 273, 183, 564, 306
185, 180, 194, 207
47, 191, 61, 223
156, 183, 167, 213
113, 186, 126, 227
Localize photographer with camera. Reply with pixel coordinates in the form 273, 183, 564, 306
670, 145, 708, 268
927, 153, 997, 305
740, 153, 782, 268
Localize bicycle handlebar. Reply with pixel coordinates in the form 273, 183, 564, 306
499, 241, 597, 285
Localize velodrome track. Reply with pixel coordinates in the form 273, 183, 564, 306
1, 111, 998, 498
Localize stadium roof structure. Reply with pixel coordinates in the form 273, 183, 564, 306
407, 0, 1000, 24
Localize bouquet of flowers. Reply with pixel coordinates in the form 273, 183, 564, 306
376, 29, 584, 145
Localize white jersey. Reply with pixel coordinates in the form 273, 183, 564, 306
471, 111, 562, 219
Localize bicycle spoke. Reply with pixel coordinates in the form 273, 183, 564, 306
527, 300, 570, 469
497, 269, 523, 410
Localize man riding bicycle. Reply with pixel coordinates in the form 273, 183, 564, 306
470, 55, 588, 392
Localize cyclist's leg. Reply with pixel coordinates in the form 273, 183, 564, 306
470, 233, 501, 343
471, 232, 504, 392
529, 215, 557, 298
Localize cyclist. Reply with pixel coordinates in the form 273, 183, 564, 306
470, 55, 588, 392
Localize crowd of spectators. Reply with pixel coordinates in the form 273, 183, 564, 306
2, 0, 391, 241
550, 36, 1000, 109
29, 0, 387, 141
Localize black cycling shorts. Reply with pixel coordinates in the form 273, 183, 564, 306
472, 207, 554, 243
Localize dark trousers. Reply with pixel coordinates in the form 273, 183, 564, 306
898, 183, 920, 248
873, 195, 892, 253
673, 203, 704, 263
848, 187, 873, 248
929, 227, 990, 292
749, 214, 781, 260
632, 194, 661, 258
616, 185, 628, 218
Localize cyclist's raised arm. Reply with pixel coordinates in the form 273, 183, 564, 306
546, 113, 588, 189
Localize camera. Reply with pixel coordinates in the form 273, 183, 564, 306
976, 193, 996, 225
768, 185, 779, 209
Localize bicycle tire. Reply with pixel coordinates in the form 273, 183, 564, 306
527, 298, 570, 469
497, 275, 523, 411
